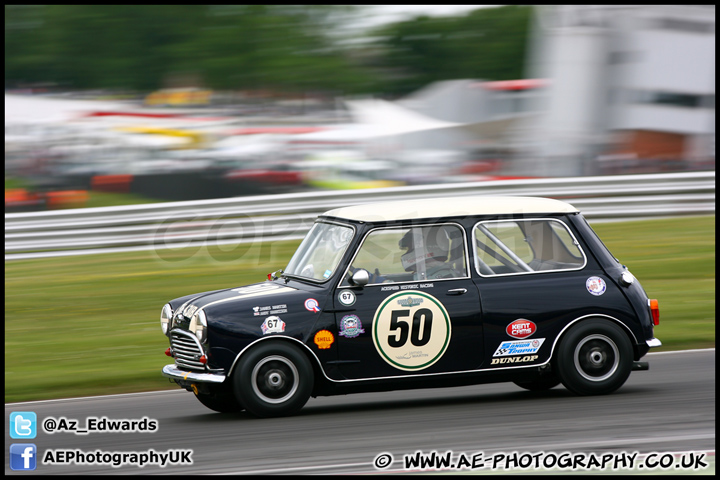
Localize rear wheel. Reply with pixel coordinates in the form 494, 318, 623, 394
233, 342, 314, 418
556, 319, 633, 396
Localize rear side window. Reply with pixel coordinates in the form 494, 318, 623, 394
473, 219, 585, 276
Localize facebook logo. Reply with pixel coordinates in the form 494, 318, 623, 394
10, 444, 37, 471
10, 411, 37, 439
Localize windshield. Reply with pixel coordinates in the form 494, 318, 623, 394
284, 222, 354, 281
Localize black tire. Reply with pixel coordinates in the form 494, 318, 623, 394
555, 319, 633, 396
194, 388, 244, 413
233, 342, 314, 418
513, 375, 561, 391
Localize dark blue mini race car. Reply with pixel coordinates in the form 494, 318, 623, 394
161, 196, 661, 417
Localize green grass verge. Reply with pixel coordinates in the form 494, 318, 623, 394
83, 190, 165, 208
5, 176, 30, 190
4, 216, 715, 403
590, 216, 715, 351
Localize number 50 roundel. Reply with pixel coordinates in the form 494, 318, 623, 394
372, 291, 451, 371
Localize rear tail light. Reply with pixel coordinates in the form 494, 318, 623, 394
649, 299, 659, 325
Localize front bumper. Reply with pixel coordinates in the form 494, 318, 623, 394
162, 364, 226, 384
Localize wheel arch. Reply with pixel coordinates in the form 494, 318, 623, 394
226, 336, 324, 384
550, 314, 641, 362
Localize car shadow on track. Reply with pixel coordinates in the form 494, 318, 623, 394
170, 384, 655, 423
173, 387, 571, 423
303, 388, 572, 416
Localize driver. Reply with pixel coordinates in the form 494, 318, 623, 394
399, 226, 458, 280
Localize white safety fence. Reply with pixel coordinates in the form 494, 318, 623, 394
5, 171, 715, 261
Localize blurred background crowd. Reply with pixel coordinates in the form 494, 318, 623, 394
5, 5, 715, 211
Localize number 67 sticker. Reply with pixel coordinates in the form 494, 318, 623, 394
261, 316, 285, 335
372, 291, 451, 371
338, 290, 356, 306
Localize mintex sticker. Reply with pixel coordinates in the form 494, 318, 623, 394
261, 316, 285, 335
494, 338, 545, 357
339, 315, 365, 338
314, 330, 334, 349
506, 319, 536, 339
373, 290, 451, 371
232, 283, 294, 297
586, 276, 607, 296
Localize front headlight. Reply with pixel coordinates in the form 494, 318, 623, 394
192, 309, 208, 344
160, 303, 173, 336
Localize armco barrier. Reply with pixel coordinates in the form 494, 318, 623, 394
5, 171, 715, 260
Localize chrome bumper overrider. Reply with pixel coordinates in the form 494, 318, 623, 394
162, 364, 226, 384
646, 338, 662, 348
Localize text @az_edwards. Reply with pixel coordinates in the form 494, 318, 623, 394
42, 416, 157, 434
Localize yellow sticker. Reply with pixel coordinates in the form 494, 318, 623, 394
314, 329, 335, 350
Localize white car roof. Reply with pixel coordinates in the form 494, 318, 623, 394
323, 196, 579, 222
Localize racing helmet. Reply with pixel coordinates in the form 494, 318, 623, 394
399, 227, 451, 272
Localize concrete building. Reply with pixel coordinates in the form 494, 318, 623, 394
395, 5, 715, 177
522, 5, 715, 176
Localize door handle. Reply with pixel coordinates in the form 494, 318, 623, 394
447, 288, 467, 295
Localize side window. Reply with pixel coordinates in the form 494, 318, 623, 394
473, 219, 585, 276
343, 224, 468, 285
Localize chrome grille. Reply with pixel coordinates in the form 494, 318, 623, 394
170, 329, 205, 371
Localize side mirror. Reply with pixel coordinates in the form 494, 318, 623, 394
350, 268, 370, 287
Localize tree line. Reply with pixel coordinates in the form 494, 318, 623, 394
5, 5, 532, 97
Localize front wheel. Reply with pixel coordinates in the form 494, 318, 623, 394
233, 342, 314, 418
555, 319, 633, 396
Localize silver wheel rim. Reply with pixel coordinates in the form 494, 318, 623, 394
251, 355, 299, 404
573, 334, 619, 382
